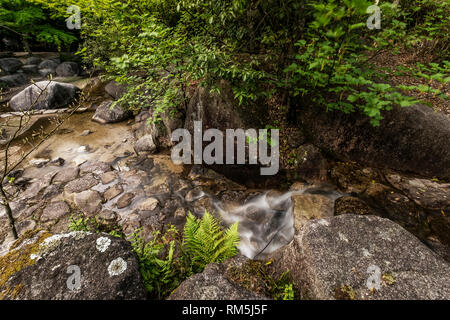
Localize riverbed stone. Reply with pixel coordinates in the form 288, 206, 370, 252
38, 59, 58, 71
104, 184, 124, 201
116, 193, 135, 209
92, 100, 131, 124
74, 190, 102, 216
0, 58, 22, 73
40, 201, 70, 222
0, 73, 28, 88
100, 171, 118, 184
139, 197, 159, 211
292, 194, 334, 231
134, 134, 157, 155
80, 161, 112, 176
55, 62, 79, 77
54, 167, 79, 184
9, 81, 80, 111
64, 173, 99, 193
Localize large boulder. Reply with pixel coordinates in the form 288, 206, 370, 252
56, 62, 79, 77
0, 74, 28, 88
24, 57, 42, 65
0, 58, 22, 73
0, 231, 147, 300
134, 134, 157, 155
92, 100, 132, 124
168, 255, 269, 300
38, 59, 58, 71
9, 81, 80, 111
300, 104, 450, 179
278, 215, 450, 300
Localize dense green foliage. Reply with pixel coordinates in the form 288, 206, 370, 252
0, 0, 77, 51
3, 0, 449, 124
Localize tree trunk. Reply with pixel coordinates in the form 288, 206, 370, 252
0, 186, 18, 240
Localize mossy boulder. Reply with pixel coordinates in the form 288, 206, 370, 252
0, 231, 146, 300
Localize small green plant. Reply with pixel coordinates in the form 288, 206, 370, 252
182, 210, 240, 274
269, 270, 296, 300
68, 214, 92, 232
282, 283, 295, 300
129, 226, 182, 299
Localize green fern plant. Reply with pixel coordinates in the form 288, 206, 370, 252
182, 210, 240, 273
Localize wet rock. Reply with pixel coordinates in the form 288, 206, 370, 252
192, 197, 216, 217
54, 167, 79, 184
134, 134, 157, 155
9, 81, 80, 111
49, 157, 65, 166
100, 171, 118, 184
20, 172, 55, 199
294, 144, 328, 182
174, 207, 186, 219
91, 100, 132, 124
104, 184, 124, 201
139, 197, 159, 211
40, 201, 70, 222
278, 215, 450, 300
29, 158, 49, 168
38, 59, 58, 71
64, 173, 99, 193
116, 193, 135, 209
104, 81, 126, 99
74, 190, 102, 216
168, 258, 269, 300
291, 194, 334, 231
55, 62, 79, 77
385, 174, 450, 212
0, 58, 22, 73
0, 232, 146, 299
38, 69, 55, 77
300, 104, 450, 179
97, 210, 118, 222
80, 129, 92, 136
334, 196, 374, 216
0, 73, 28, 88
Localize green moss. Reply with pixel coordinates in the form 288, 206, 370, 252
0, 230, 52, 290
334, 284, 356, 300
382, 273, 396, 286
